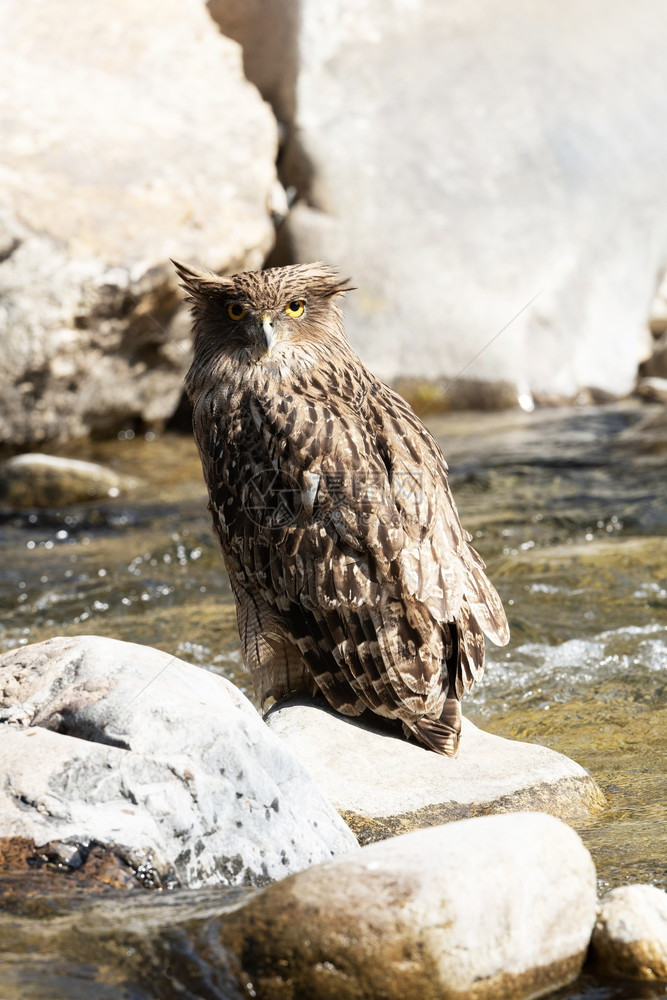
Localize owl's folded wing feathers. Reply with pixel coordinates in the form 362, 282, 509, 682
374, 383, 509, 647
243, 376, 507, 714
249, 381, 507, 638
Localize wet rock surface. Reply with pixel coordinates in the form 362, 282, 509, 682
591, 884, 667, 981
0, 882, 248, 999
266, 699, 605, 841
0, 636, 358, 888
220, 811, 598, 1000
0, 836, 144, 895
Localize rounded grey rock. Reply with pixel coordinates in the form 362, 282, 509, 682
591, 884, 667, 981
0, 636, 358, 887
221, 811, 598, 1000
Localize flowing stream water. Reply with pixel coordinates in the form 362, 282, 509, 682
0, 401, 665, 999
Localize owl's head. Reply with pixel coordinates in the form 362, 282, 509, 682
173, 260, 354, 386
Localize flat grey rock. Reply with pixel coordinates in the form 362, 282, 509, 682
265, 700, 605, 840
0, 637, 358, 888
221, 811, 598, 1000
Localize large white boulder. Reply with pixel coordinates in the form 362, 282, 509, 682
221, 811, 598, 1000
223, 0, 667, 400
265, 699, 605, 840
0, 0, 280, 447
0, 637, 358, 887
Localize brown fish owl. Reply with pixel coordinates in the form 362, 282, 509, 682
175, 260, 509, 755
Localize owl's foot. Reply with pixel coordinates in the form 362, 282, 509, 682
404, 698, 462, 757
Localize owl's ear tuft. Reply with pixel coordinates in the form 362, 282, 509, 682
307, 263, 356, 299
323, 276, 356, 299
171, 259, 233, 304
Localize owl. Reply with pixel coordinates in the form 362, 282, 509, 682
174, 260, 509, 755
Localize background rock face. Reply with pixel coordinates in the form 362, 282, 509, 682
222, 812, 598, 1000
229, 0, 667, 401
208, 0, 299, 126
0, 636, 358, 887
0, 0, 279, 448
4, 0, 667, 441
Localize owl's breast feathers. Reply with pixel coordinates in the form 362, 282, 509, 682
192, 357, 509, 727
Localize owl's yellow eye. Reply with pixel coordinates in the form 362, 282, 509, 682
226, 302, 247, 321
284, 299, 305, 318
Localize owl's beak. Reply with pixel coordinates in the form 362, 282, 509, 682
261, 313, 276, 356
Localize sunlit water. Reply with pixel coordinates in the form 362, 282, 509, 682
0, 402, 665, 998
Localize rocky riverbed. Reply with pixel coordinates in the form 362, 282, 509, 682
0, 401, 665, 998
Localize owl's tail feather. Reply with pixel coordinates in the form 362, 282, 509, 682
404, 698, 462, 757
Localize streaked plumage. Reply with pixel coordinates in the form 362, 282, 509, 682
175, 260, 509, 755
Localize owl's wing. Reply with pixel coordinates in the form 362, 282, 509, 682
370, 382, 510, 648
247, 376, 507, 718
